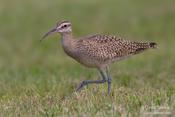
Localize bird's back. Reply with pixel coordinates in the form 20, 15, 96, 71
73, 34, 156, 68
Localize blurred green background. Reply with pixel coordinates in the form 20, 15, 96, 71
0, 0, 175, 116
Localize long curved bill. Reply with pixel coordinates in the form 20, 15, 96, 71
40, 28, 57, 42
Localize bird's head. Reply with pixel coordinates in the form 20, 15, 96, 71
41, 20, 72, 41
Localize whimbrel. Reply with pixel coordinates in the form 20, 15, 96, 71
41, 20, 157, 94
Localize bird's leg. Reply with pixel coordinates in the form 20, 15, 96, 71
106, 67, 112, 94
76, 69, 108, 91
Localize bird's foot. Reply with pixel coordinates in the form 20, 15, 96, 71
76, 81, 87, 91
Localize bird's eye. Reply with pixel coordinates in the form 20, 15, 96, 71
62, 25, 67, 28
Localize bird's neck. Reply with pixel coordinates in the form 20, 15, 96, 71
61, 32, 74, 46
61, 32, 73, 40
61, 32, 76, 56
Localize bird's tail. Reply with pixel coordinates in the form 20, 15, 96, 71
149, 42, 157, 49
132, 42, 157, 54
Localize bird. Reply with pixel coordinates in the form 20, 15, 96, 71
41, 20, 157, 94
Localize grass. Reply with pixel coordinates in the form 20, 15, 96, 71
0, 0, 175, 116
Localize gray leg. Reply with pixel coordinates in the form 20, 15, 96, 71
106, 67, 112, 94
76, 69, 108, 91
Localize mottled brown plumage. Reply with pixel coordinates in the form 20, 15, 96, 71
41, 20, 157, 94
74, 34, 156, 68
